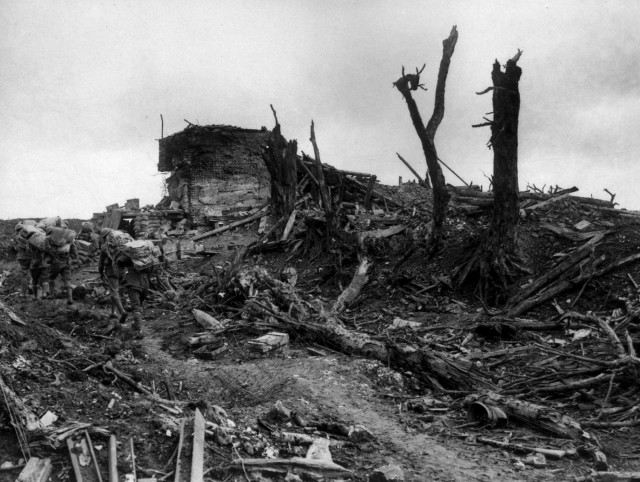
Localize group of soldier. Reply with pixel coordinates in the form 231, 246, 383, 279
13, 220, 158, 338
13, 219, 82, 305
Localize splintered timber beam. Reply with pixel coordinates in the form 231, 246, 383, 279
192, 208, 269, 241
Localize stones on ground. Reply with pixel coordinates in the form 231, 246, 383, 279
369, 462, 405, 481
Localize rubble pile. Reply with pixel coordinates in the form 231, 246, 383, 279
3, 152, 640, 480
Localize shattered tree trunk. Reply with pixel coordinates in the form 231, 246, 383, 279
489, 51, 522, 259
393, 25, 458, 254
459, 51, 525, 303
309, 121, 340, 244
261, 106, 298, 233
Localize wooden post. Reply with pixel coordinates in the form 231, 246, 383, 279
190, 409, 205, 482
364, 175, 376, 210
108, 435, 118, 482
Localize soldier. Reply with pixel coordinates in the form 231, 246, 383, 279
44, 226, 78, 305
13, 223, 32, 297
98, 228, 128, 331
115, 251, 154, 335
29, 243, 49, 300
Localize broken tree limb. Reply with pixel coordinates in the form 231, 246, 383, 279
0, 300, 27, 326
396, 153, 428, 187
67, 438, 84, 482
192, 207, 269, 241
506, 234, 604, 310
476, 437, 575, 459
281, 209, 297, 241
562, 312, 629, 359
523, 192, 573, 213
332, 258, 371, 313
357, 225, 407, 248
229, 457, 352, 478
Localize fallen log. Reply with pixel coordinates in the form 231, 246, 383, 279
465, 392, 584, 440
248, 300, 494, 391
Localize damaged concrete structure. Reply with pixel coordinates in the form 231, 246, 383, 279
158, 124, 272, 225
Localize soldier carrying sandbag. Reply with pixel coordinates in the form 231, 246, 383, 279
43, 225, 78, 305
114, 238, 162, 336
26, 226, 50, 300
98, 228, 131, 332
12, 221, 37, 297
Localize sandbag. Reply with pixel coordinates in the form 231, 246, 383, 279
45, 227, 76, 254
119, 240, 160, 270
15, 226, 40, 248
36, 216, 62, 228
104, 230, 134, 259
28, 230, 47, 251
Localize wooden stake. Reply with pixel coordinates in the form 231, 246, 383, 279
174, 419, 185, 482
190, 409, 205, 482
108, 435, 118, 482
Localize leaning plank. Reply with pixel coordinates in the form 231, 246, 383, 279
16, 458, 52, 482
0, 300, 27, 326
229, 457, 352, 478
174, 419, 185, 482
190, 409, 205, 482
192, 208, 269, 241
67, 438, 84, 482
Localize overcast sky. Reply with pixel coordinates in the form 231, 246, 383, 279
1, 0, 639, 219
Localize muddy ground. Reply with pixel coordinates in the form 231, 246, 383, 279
1, 203, 640, 481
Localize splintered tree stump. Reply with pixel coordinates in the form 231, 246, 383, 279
458, 50, 525, 304
261, 105, 298, 236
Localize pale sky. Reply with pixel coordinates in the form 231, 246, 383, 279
1, 0, 639, 218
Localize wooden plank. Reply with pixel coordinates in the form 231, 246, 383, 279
16, 458, 52, 482
174, 419, 185, 482
85, 430, 103, 482
190, 409, 205, 482
108, 435, 118, 482
102, 211, 112, 229
67, 438, 84, 482
109, 209, 122, 230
